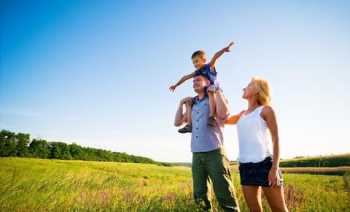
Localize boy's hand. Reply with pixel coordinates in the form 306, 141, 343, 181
169, 85, 177, 92
223, 41, 234, 52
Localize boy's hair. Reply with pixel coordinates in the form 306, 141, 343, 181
191, 50, 206, 59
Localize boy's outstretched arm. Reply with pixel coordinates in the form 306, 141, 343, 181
169, 72, 195, 92
209, 41, 234, 69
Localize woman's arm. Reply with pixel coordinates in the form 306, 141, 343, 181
225, 111, 245, 125
261, 106, 280, 186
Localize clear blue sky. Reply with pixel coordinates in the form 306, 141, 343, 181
1, 0, 349, 162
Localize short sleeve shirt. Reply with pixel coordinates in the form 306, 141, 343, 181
191, 96, 225, 152
194, 64, 218, 86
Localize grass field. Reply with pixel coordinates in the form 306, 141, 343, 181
0, 157, 349, 212
280, 154, 350, 167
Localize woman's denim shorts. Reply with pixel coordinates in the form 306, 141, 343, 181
239, 156, 283, 187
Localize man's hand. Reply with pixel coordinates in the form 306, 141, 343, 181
223, 41, 234, 52
169, 85, 177, 92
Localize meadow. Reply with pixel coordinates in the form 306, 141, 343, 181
0, 157, 349, 212
279, 154, 350, 168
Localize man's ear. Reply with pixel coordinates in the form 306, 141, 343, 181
205, 79, 210, 86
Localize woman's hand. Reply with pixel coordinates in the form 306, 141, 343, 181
268, 166, 281, 187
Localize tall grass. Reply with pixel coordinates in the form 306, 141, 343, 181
0, 157, 349, 211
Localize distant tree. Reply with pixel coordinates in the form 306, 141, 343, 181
49, 142, 72, 160
69, 143, 85, 160
15, 133, 30, 157
29, 139, 50, 158
0, 130, 17, 156
0, 129, 160, 165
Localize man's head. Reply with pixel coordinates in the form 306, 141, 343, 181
193, 75, 209, 94
191, 50, 207, 69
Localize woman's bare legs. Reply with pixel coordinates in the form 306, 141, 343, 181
262, 186, 288, 212
242, 185, 263, 212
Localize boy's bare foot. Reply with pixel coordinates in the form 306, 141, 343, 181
207, 116, 216, 127
178, 124, 192, 134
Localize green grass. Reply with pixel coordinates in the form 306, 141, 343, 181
0, 157, 349, 212
280, 153, 350, 167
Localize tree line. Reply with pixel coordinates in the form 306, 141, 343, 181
0, 129, 166, 165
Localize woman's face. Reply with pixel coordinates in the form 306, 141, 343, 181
242, 80, 258, 99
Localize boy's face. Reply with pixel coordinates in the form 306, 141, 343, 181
192, 56, 206, 69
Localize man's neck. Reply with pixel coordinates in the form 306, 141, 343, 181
197, 92, 206, 100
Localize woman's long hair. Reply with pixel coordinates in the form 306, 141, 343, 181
252, 76, 271, 106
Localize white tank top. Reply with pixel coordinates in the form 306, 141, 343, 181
236, 105, 273, 163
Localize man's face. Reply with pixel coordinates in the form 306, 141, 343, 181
193, 75, 209, 93
192, 56, 206, 69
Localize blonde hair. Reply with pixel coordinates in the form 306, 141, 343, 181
252, 76, 271, 105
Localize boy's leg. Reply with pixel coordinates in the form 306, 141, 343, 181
186, 101, 192, 125
208, 91, 216, 117
207, 86, 217, 127
178, 99, 193, 133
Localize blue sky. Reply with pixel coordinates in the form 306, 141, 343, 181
1, 0, 349, 162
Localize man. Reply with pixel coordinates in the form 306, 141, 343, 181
174, 75, 240, 211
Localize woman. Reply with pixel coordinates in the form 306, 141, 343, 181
226, 77, 288, 212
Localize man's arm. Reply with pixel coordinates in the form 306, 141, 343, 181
215, 90, 230, 120
169, 72, 196, 92
209, 41, 234, 69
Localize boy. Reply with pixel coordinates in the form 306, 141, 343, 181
170, 41, 234, 133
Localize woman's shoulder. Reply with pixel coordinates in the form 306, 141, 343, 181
260, 105, 275, 120
261, 105, 274, 113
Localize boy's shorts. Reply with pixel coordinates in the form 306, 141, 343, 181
207, 84, 222, 92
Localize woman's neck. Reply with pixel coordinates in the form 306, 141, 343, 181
247, 98, 260, 112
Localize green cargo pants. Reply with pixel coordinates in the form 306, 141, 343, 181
192, 148, 240, 212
